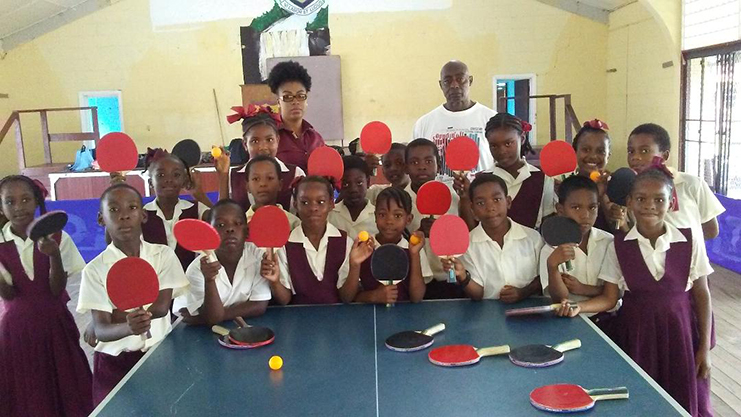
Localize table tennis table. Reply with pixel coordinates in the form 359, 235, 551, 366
92, 299, 690, 416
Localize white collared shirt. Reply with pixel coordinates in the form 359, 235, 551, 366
600, 224, 714, 292
0, 223, 86, 285
665, 168, 725, 239
489, 161, 556, 227
246, 204, 301, 230
366, 184, 390, 205
233, 158, 305, 210
395, 237, 434, 280
539, 227, 616, 304
143, 199, 208, 249
405, 182, 460, 233
174, 243, 271, 315
460, 219, 544, 299
328, 200, 378, 238
276, 223, 353, 294
76, 240, 189, 355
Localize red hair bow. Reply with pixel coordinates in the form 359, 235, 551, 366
144, 147, 168, 168
584, 119, 609, 130
226, 104, 282, 125
520, 120, 532, 133
31, 179, 49, 200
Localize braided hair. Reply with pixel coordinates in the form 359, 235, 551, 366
631, 167, 674, 196
0, 175, 48, 215
375, 186, 414, 239
485, 113, 534, 158
242, 113, 280, 139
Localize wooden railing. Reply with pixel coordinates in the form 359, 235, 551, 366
498, 94, 581, 142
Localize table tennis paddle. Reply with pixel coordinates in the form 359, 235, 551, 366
171, 138, 202, 169
385, 323, 445, 352
509, 339, 581, 368
360, 121, 392, 175
249, 205, 291, 256
540, 215, 582, 272
428, 343, 511, 367
371, 244, 409, 307
173, 219, 220, 262
445, 136, 479, 175
505, 303, 577, 317
26, 210, 67, 242
530, 384, 629, 413
211, 321, 275, 348
106, 257, 160, 340
540, 140, 577, 179
606, 167, 637, 229
97, 132, 139, 173
308, 146, 344, 189
416, 181, 452, 218
429, 214, 469, 284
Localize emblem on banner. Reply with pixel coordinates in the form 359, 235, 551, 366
277, 0, 327, 16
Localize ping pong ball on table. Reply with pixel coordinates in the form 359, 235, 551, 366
589, 171, 601, 182
211, 147, 222, 158
269, 355, 283, 370
358, 231, 370, 242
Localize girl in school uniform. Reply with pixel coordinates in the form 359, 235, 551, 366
366, 143, 410, 205
175, 199, 271, 325
0, 176, 92, 417
540, 175, 618, 326
354, 187, 430, 304
329, 156, 378, 238
444, 173, 544, 301
243, 155, 300, 229
220, 105, 305, 210
571, 119, 627, 232
142, 151, 211, 271
77, 183, 189, 405
262, 176, 371, 305
484, 112, 555, 228
557, 168, 713, 417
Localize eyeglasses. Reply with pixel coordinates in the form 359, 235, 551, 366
441, 76, 470, 87
280, 93, 308, 103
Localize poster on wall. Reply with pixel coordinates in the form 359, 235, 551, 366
241, 0, 330, 83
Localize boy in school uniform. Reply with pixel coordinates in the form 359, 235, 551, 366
77, 184, 189, 405
366, 143, 410, 204
243, 155, 301, 229
329, 156, 378, 237
175, 199, 271, 326
444, 173, 543, 301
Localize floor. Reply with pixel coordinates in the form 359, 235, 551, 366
2, 265, 740, 416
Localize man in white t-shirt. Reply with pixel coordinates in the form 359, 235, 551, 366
413, 60, 496, 177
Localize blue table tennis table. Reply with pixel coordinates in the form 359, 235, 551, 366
92, 299, 690, 416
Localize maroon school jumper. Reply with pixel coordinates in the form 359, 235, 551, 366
612, 229, 711, 417
285, 231, 347, 304
92, 348, 145, 405
142, 201, 198, 271
508, 170, 545, 229
0, 233, 93, 417
230, 163, 297, 211
359, 247, 410, 302
593, 206, 611, 232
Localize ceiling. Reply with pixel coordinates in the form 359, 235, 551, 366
575, 0, 637, 12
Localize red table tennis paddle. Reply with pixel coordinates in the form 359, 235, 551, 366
97, 132, 139, 173
445, 136, 479, 175
540, 140, 577, 179
530, 384, 629, 413
308, 146, 344, 189
26, 210, 68, 242
428, 343, 511, 367
509, 339, 581, 368
429, 214, 469, 283
416, 181, 451, 217
211, 317, 275, 348
173, 219, 220, 262
385, 323, 445, 352
106, 257, 160, 340
249, 205, 291, 255
540, 215, 582, 271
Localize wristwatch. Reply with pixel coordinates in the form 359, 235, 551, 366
459, 270, 472, 288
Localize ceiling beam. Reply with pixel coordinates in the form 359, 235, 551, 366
535, 0, 610, 24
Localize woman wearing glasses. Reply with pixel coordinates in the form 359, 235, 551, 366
268, 61, 326, 172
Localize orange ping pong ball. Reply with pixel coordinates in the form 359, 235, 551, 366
589, 171, 601, 182
269, 355, 283, 370
358, 231, 370, 242
409, 234, 421, 245
211, 147, 222, 158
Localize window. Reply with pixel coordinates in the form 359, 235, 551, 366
493, 74, 536, 139
79, 91, 123, 146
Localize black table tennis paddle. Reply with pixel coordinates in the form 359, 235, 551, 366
509, 339, 581, 368
371, 244, 409, 307
385, 323, 445, 352
171, 139, 202, 169
540, 216, 581, 271
26, 211, 68, 242
606, 168, 636, 229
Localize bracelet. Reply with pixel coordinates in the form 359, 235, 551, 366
459, 270, 472, 288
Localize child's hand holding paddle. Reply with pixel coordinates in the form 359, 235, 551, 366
440, 257, 465, 280
36, 235, 60, 257
605, 202, 627, 230
350, 235, 375, 267
371, 284, 398, 305
418, 217, 435, 237
547, 244, 577, 270
260, 251, 280, 283
555, 300, 581, 318
451, 171, 470, 198
199, 257, 222, 283
126, 309, 152, 337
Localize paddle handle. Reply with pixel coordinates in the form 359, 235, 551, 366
211, 325, 230, 337
506, 303, 575, 316
477, 345, 511, 357
234, 316, 248, 328
564, 259, 574, 272
386, 279, 393, 308
422, 323, 445, 336
553, 339, 581, 353
136, 306, 151, 341
587, 387, 630, 401
444, 255, 460, 283
204, 250, 217, 263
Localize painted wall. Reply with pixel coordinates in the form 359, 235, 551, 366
605, 2, 681, 170
0, 0, 610, 179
